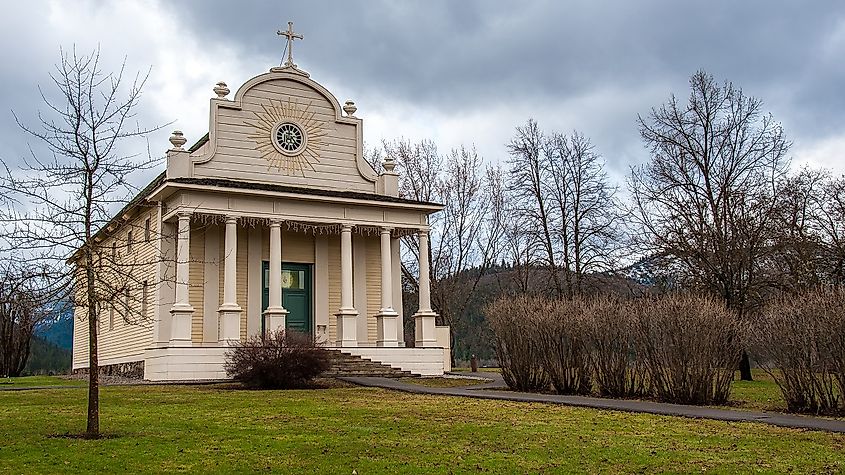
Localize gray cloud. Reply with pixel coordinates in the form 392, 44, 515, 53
2, 0, 844, 192
176, 1, 845, 171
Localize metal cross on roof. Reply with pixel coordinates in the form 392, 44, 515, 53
277, 21, 303, 68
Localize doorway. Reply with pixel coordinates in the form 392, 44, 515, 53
261, 261, 313, 336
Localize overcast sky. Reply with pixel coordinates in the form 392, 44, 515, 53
1, 0, 844, 190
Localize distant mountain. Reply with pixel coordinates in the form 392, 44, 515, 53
620, 254, 681, 289
35, 300, 73, 350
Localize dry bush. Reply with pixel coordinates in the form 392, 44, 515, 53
634, 294, 742, 405
583, 296, 648, 398
751, 288, 845, 414
485, 296, 549, 392
224, 330, 330, 389
535, 298, 592, 395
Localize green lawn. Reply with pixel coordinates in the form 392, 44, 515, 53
726, 370, 789, 412
0, 376, 85, 388
2, 385, 844, 473
452, 367, 502, 373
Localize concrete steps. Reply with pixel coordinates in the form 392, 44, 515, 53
322, 350, 415, 378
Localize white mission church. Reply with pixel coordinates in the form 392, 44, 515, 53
71, 24, 450, 380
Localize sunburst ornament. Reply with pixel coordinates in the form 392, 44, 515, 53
245, 98, 329, 176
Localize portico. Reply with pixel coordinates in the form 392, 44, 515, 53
158, 201, 440, 351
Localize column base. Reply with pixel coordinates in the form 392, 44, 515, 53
169, 304, 195, 346
376, 309, 399, 347
414, 310, 438, 348
335, 309, 359, 347
218, 303, 242, 342
263, 307, 288, 336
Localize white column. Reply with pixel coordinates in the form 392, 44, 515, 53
376, 227, 399, 347
218, 216, 242, 343
414, 228, 438, 347
391, 236, 404, 345
170, 211, 194, 345
341, 225, 354, 310
264, 220, 287, 335
379, 228, 394, 312
335, 224, 358, 347
418, 229, 432, 313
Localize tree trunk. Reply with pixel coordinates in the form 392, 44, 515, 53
739, 350, 753, 381
85, 251, 99, 438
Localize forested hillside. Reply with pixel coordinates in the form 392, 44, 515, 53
403, 264, 646, 365
23, 335, 71, 375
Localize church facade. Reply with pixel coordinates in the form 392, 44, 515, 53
71, 31, 450, 380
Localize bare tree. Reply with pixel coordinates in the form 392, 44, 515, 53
768, 168, 828, 291
493, 164, 542, 296
507, 121, 621, 299
544, 131, 620, 297
817, 175, 845, 284
495, 207, 540, 296
507, 120, 562, 297
380, 139, 502, 360
0, 47, 162, 437
431, 147, 502, 332
0, 260, 64, 377
631, 70, 790, 380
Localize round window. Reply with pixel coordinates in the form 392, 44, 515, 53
273, 122, 305, 155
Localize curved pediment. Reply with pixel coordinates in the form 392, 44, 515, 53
189, 69, 377, 193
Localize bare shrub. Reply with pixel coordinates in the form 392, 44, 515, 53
485, 296, 549, 392
535, 298, 593, 394
583, 296, 648, 398
634, 294, 742, 405
751, 288, 845, 414
536, 298, 592, 395
224, 330, 330, 389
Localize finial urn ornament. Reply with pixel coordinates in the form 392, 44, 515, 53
383, 156, 396, 172
213, 81, 230, 99
169, 130, 187, 150
343, 100, 357, 117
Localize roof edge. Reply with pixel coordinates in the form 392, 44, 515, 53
167, 177, 443, 208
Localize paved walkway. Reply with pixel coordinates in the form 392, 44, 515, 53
0, 385, 86, 391
340, 373, 845, 434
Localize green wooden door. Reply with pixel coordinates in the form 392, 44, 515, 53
261, 261, 313, 336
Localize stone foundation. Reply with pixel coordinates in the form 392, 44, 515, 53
72, 360, 145, 379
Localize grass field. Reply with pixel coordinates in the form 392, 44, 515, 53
724, 371, 788, 412
0, 376, 85, 388
2, 383, 845, 473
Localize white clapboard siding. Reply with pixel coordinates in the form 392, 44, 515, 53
237, 227, 249, 341
189, 225, 205, 343
72, 210, 158, 369
365, 235, 380, 342
327, 235, 341, 343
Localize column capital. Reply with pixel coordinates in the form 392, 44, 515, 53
176, 210, 193, 220
380, 226, 394, 234
418, 227, 430, 237
225, 215, 238, 225
340, 223, 355, 232
269, 218, 284, 227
